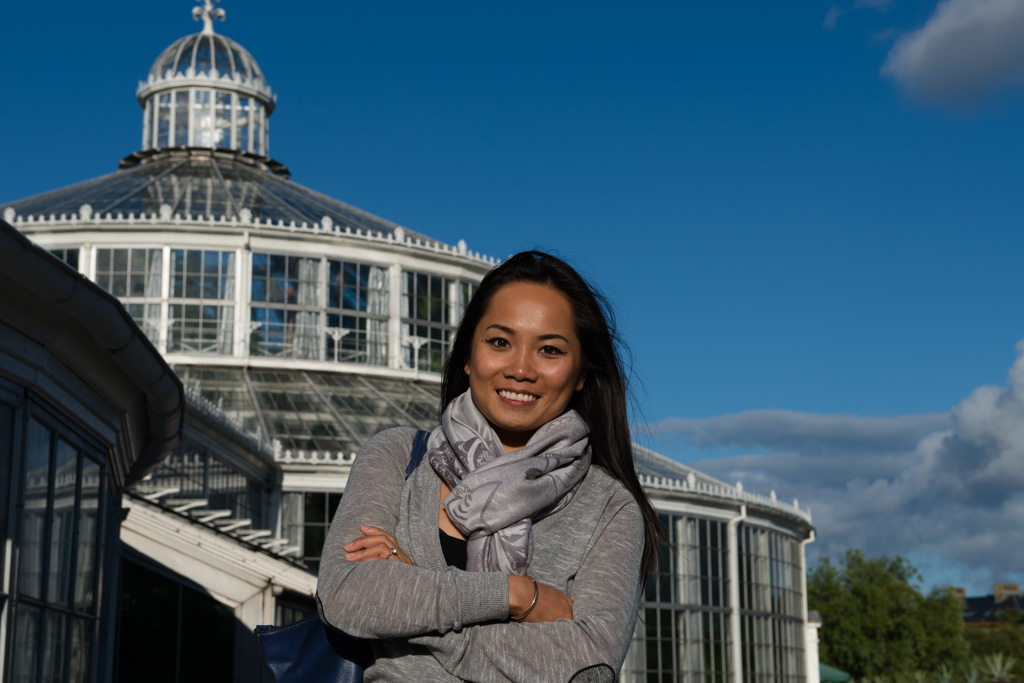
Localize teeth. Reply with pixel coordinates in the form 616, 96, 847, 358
499, 390, 538, 403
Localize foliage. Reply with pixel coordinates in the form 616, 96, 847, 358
852, 657, 1017, 683
808, 550, 967, 680
965, 624, 1024, 678
980, 653, 1016, 682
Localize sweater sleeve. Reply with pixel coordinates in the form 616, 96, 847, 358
408, 496, 646, 683
316, 428, 509, 638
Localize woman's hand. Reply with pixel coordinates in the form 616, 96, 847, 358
508, 575, 573, 623
344, 525, 414, 565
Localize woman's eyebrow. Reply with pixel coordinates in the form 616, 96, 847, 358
483, 325, 569, 343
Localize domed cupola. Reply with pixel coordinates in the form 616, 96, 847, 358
136, 0, 276, 157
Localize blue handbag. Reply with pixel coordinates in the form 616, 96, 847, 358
254, 430, 431, 682
255, 614, 368, 682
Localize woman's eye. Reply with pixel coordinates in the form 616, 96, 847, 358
540, 345, 566, 355
484, 337, 510, 348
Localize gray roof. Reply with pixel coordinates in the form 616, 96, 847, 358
176, 364, 441, 456
632, 443, 731, 488
4, 149, 430, 241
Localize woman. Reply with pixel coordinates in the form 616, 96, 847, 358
317, 251, 663, 682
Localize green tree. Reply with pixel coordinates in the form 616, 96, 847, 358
808, 550, 967, 680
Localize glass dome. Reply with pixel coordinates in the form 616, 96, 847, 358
150, 33, 268, 92
136, 1, 276, 156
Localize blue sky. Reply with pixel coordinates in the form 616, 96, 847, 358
5, 0, 1024, 593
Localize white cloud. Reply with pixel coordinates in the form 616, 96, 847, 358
651, 410, 950, 454
655, 341, 1024, 591
824, 5, 843, 31
882, 0, 1024, 103
822, 0, 891, 32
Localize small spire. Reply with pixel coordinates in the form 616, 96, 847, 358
193, 0, 225, 35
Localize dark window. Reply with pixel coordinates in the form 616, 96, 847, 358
8, 413, 106, 683
118, 560, 234, 683
282, 491, 342, 573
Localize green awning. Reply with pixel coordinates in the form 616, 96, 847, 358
820, 663, 852, 682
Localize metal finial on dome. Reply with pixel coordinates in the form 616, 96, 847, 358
192, 0, 226, 35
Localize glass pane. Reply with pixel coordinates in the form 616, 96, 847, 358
195, 35, 212, 75
11, 604, 41, 681
41, 610, 68, 683
48, 439, 78, 606
0, 403, 12, 558
175, 90, 189, 146
69, 618, 93, 683
327, 493, 343, 522
157, 94, 171, 147
304, 492, 325, 523
75, 457, 102, 612
20, 419, 51, 600
215, 92, 232, 149
214, 40, 232, 79
304, 525, 325, 559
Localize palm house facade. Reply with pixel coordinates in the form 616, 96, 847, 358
0, 3, 817, 682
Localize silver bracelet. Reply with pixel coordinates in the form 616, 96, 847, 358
511, 576, 539, 621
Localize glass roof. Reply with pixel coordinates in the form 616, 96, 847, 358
176, 365, 442, 454
4, 153, 430, 240
633, 444, 730, 487
150, 32, 267, 89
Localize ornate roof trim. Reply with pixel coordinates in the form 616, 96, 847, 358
3, 203, 497, 266
639, 472, 813, 524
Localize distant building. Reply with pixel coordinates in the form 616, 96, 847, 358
962, 583, 1024, 626
0, 3, 817, 681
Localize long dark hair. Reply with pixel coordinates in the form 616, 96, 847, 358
441, 250, 665, 579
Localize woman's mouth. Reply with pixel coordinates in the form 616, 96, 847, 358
498, 390, 538, 403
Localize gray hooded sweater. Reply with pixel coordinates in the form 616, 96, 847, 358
317, 427, 645, 682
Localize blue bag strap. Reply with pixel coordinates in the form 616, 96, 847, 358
406, 429, 430, 479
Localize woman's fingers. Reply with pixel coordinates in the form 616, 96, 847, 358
344, 527, 413, 565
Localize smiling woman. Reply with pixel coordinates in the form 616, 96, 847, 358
316, 251, 665, 682
464, 281, 586, 451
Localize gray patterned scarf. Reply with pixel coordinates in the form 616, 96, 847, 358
427, 390, 591, 575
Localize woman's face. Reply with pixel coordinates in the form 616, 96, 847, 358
464, 281, 586, 452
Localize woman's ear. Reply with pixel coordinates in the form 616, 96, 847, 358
575, 372, 587, 392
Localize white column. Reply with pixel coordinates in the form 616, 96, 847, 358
388, 263, 403, 369
727, 505, 747, 683
142, 99, 151, 150
234, 243, 248, 358
805, 617, 822, 683
159, 246, 171, 354
320, 255, 329, 361
230, 92, 238, 150
801, 531, 817, 683
81, 243, 95, 281
187, 88, 195, 146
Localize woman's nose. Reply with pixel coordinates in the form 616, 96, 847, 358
504, 349, 536, 381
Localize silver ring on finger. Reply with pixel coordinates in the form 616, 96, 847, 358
388, 545, 397, 558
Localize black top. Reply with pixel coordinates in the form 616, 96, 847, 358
438, 529, 468, 570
